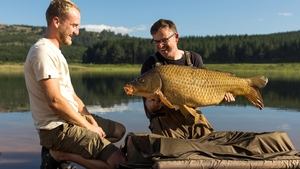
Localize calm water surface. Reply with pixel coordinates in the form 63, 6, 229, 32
0, 73, 299, 169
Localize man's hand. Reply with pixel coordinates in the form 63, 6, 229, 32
85, 114, 106, 138
145, 95, 163, 113
87, 124, 106, 138
224, 92, 235, 102
85, 114, 98, 127
72, 94, 106, 137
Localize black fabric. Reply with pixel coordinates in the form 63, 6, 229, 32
40, 146, 72, 169
97, 143, 119, 161
40, 146, 60, 169
141, 51, 203, 75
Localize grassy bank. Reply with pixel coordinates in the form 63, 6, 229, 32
206, 63, 300, 79
0, 63, 141, 75
0, 63, 299, 79
68, 64, 141, 75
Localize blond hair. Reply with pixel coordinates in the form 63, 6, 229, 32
46, 0, 80, 25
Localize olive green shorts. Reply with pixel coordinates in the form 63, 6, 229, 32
39, 114, 120, 161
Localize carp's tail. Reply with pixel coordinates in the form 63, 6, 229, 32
246, 76, 268, 109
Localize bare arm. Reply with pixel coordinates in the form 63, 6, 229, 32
40, 78, 105, 137
73, 93, 90, 115
145, 95, 163, 113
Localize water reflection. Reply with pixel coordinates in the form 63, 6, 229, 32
264, 79, 300, 110
0, 74, 29, 112
74, 73, 137, 107
0, 103, 299, 169
0, 73, 300, 112
0, 73, 299, 169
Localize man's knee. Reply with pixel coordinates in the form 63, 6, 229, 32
116, 123, 126, 140
109, 123, 126, 143
106, 148, 125, 169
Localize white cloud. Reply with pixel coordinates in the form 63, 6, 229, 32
278, 12, 293, 17
81, 24, 146, 35
86, 104, 129, 114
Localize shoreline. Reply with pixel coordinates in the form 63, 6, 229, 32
0, 63, 299, 79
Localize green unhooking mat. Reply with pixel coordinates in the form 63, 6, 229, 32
121, 131, 300, 169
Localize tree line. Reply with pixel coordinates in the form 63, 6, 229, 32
83, 32, 300, 64
1, 24, 300, 64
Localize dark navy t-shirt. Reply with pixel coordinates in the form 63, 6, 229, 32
141, 51, 204, 74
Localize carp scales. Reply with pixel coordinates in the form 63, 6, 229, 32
124, 65, 268, 122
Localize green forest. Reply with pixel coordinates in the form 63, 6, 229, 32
1, 24, 300, 64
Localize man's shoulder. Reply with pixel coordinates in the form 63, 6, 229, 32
185, 50, 204, 68
27, 38, 62, 64
187, 51, 201, 58
143, 55, 156, 66
29, 39, 50, 53
141, 54, 157, 74
33, 38, 48, 46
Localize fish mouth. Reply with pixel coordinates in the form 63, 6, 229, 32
123, 84, 134, 96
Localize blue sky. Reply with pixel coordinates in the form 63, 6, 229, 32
1, 0, 300, 38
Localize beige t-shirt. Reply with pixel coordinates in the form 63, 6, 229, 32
24, 38, 79, 130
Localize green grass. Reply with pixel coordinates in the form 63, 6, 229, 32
206, 63, 300, 80
68, 64, 141, 75
0, 63, 24, 74
0, 63, 299, 79
0, 63, 141, 75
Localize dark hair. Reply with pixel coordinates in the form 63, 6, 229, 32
150, 19, 177, 35
46, 0, 79, 25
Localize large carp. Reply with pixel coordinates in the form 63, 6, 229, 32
124, 65, 268, 121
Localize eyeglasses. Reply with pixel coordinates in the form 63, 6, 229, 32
151, 33, 176, 45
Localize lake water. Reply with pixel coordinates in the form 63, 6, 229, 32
0, 73, 299, 169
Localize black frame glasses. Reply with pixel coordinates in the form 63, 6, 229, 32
151, 33, 176, 45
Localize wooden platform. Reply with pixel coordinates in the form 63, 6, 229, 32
153, 157, 300, 169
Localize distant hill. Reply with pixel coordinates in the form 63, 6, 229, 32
0, 24, 124, 63
0, 24, 44, 62
1, 24, 300, 64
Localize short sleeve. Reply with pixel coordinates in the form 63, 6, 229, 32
191, 51, 204, 68
30, 46, 60, 81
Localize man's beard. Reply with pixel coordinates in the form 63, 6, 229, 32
58, 29, 72, 46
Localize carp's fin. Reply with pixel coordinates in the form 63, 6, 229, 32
179, 105, 201, 124
249, 76, 268, 88
244, 76, 267, 109
155, 90, 175, 109
245, 87, 264, 109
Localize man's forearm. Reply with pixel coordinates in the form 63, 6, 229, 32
49, 96, 91, 128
